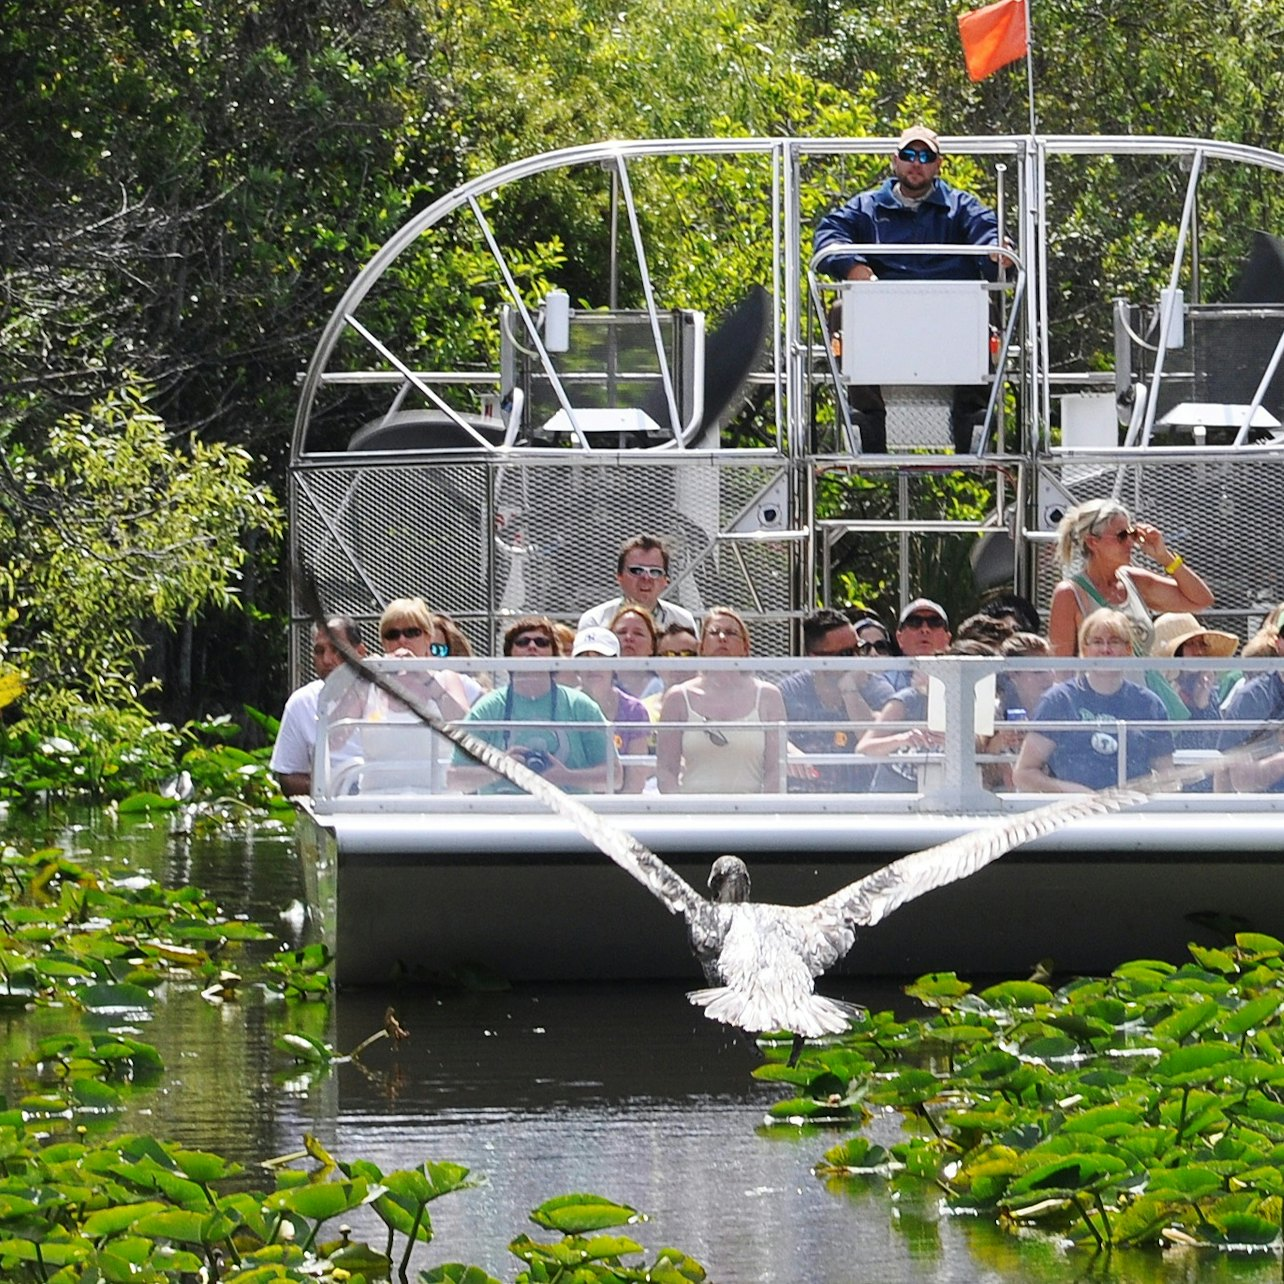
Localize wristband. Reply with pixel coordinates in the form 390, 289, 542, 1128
1164, 554, 1184, 574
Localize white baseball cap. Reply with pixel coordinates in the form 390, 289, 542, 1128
572, 626, 621, 657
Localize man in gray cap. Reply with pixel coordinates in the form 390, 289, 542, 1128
813, 126, 1003, 454
885, 598, 953, 691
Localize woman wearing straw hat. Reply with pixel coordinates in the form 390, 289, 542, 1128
1151, 613, 1238, 790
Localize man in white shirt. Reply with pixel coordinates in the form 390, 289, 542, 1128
270, 616, 365, 796
576, 534, 697, 633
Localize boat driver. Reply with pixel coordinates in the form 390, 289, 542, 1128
813, 125, 1007, 455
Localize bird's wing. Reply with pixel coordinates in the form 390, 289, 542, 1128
294, 565, 711, 927
803, 737, 1277, 971
800, 782, 1152, 972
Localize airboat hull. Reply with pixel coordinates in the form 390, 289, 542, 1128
297, 802, 1284, 986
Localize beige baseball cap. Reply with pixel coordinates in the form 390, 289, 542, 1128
896, 125, 941, 156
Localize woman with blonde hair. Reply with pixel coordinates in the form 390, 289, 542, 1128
366, 598, 470, 719
656, 607, 785, 793
1013, 608, 1173, 792
331, 597, 470, 792
1047, 498, 1213, 657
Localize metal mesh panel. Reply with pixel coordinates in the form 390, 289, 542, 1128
1033, 456, 1284, 635
291, 461, 492, 656
289, 454, 796, 678
1192, 307, 1284, 422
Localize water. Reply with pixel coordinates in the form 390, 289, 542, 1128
5, 810, 1283, 1282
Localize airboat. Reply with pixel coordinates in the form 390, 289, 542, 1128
288, 133, 1284, 985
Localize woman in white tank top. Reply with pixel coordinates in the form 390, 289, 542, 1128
1047, 499, 1213, 657
656, 607, 786, 793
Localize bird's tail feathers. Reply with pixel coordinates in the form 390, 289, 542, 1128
687, 986, 859, 1039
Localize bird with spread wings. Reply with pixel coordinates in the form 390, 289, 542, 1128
295, 570, 1253, 1057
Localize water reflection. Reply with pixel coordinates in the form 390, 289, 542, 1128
3, 812, 1283, 1282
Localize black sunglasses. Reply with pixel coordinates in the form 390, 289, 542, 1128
816, 645, 857, 658
859, 639, 893, 655
897, 146, 937, 164
902, 614, 946, 630
382, 626, 423, 642
511, 634, 553, 650
704, 728, 729, 747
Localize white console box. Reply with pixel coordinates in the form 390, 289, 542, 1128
840, 280, 989, 385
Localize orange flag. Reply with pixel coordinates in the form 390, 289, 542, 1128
958, 0, 1029, 81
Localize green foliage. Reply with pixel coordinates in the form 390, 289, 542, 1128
5, 0, 1284, 717
0, 699, 291, 812
263, 942, 335, 1003
0, 1123, 683, 1284
780, 934, 1284, 1252
0, 384, 280, 711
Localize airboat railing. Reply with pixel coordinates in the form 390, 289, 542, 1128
308, 653, 1284, 818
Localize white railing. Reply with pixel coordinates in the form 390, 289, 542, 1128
307, 653, 1283, 815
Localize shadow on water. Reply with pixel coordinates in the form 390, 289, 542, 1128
4, 809, 1284, 1282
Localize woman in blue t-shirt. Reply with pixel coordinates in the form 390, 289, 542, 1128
1013, 608, 1173, 793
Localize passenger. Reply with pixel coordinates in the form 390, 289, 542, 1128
981, 631, 1053, 791
850, 615, 897, 710
1013, 608, 1174, 793
551, 620, 578, 658
610, 602, 663, 701
859, 600, 953, 791
450, 616, 615, 794
1151, 612, 1238, 792
331, 598, 471, 793
1219, 604, 1283, 706
430, 613, 488, 703
577, 533, 697, 634
884, 598, 952, 693
646, 621, 702, 720
371, 598, 470, 717
1219, 604, 1284, 793
779, 608, 880, 793
813, 124, 1007, 454
955, 611, 1016, 650
656, 607, 786, 794
270, 615, 365, 797
570, 626, 651, 794
1047, 498, 1213, 658
979, 590, 1042, 636
995, 631, 1055, 721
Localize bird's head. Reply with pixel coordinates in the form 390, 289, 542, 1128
708, 855, 751, 903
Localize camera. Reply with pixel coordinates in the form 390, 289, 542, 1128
523, 749, 550, 774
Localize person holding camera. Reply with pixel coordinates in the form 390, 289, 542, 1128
450, 616, 616, 794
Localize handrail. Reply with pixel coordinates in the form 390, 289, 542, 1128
309, 654, 1284, 809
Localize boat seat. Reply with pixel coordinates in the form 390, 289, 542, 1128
347, 410, 507, 451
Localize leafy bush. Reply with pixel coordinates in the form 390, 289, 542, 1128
782, 938, 1284, 1252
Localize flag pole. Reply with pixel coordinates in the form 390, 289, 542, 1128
1024, 0, 1037, 135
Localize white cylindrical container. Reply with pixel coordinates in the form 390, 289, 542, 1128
543, 289, 570, 352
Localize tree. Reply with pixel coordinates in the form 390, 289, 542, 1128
0, 383, 281, 716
